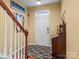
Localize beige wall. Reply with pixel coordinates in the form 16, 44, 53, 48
62, 0, 79, 59
28, 3, 61, 44
0, 0, 28, 56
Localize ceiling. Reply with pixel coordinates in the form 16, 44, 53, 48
20, 0, 61, 7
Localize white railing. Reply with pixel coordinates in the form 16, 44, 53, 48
0, 0, 28, 59
2, 10, 26, 59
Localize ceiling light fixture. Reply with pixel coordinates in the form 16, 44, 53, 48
37, 0, 41, 5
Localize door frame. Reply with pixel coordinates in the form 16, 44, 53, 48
35, 10, 51, 46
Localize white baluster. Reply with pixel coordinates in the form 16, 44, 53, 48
24, 35, 25, 59
21, 31, 22, 59
14, 23, 16, 59
4, 10, 7, 57
9, 19, 12, 59
18, 32, 20, 59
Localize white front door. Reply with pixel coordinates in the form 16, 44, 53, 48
35, 10, 50, 46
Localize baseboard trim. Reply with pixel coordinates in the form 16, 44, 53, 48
28, 43, 36, 45
28, 43, 52, 47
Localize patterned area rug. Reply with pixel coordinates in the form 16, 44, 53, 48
28, 45, 55, 59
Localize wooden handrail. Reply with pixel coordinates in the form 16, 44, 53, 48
0, 0, 28, 59
0, 0, 28, 36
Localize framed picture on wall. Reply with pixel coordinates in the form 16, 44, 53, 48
14, 13, 24, 32
10, 1, 25, 13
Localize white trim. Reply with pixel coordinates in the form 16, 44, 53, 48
18, 33, 20, 59
4, 10, 7, 57
23, 35, 25, 59
21, 31, 23, 59
14, 23, 16, 59
28, 43, 52, 47
9, 19, 12, 59
28, 43, 36, 45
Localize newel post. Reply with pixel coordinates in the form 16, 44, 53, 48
25, 30, 28, 59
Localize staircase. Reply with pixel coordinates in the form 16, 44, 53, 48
0, 0, 28, 59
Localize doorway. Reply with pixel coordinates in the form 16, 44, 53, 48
35, 10, 51, 46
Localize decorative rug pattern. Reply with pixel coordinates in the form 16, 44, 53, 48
28, 45, 55, 59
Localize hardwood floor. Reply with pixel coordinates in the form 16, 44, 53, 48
13, 55, 35, 59
28, 57, 36, 59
